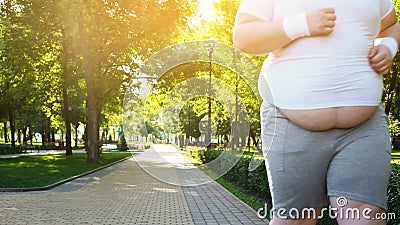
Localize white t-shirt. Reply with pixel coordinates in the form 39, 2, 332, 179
237, 0, 394, 109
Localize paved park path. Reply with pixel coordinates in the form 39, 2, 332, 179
0, 144, 268, 225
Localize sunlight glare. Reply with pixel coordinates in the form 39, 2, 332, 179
198, 0, 218, 22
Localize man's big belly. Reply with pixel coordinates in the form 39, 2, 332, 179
281, 106, 378, 131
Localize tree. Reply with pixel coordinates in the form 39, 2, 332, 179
71, 0, 193, 162
0, 0, 71, 152
382, 1, 400, 146
0, 0, 41, 148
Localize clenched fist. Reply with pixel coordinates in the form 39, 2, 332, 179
306, 8, 336, 36
369, 45, 394, 75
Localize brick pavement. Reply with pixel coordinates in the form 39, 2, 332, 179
0, 144, 268, 225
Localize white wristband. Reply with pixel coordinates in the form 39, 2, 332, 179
374, 37, 398, 58
282, 12, 311, 40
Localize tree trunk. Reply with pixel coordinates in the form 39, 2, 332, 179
75, 124, 79, 147
231, 122, 237, 151
61, 27, 73, 156
41, 130, 45, 146
17, 129, 21, 144
29, 126, 34, 145
17, 129, 20, 145
96, 109, 102, 157
249, 127, 261, 153
51, 130, 55, 143
41, 112, 46, 146
8, 110, 16, 148
22, 127, 28, 144
62, 87, 73, 156
3, 122, 8, 143
384, 73, 398, 115
86, 97, 100, 163
79, 10, 100, 163
241, 135, 246, 147
83, 60, 100, 162
47, 131, 51, 144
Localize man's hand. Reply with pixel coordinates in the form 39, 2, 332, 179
306, 8, 336, 37
369, 45, 394, 75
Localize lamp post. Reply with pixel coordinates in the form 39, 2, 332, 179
206, 40, 215, 148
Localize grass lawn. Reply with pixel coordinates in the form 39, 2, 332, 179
0, 152, 132, 188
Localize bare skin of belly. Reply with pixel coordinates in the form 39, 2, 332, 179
280, 106, 378, 131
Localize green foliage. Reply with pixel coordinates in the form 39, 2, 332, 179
148, 59, 262, 144
179, 103, 203, 139
247, 160, 271, 201
214, 175, 265, 212
187, 147, 205, 163
0, 143, 85, 155
0, 144, 24, 154
203, 148, 223, 164
0, 0, 195, 161
117, 135, 129, 151
388, 115, 400, 140
195, 148, 271, 203
387, 164, 400, 225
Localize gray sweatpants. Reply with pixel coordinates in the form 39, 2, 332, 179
260, 101, 392, 219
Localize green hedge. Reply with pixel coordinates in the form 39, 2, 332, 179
194, 149, 400, 225
387, 163, 400, 225
0, 144, 27, 154
0, 144, 74, 155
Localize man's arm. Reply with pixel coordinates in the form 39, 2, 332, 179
233, 8, 336, 55
233, 14, 291, 55
369, 9, 400, 75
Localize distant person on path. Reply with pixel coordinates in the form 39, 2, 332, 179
234, 0, 400, 224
